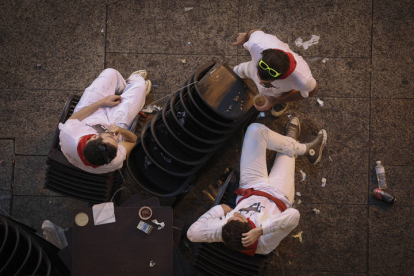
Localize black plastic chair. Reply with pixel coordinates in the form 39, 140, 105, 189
0, 215, 68, 275
194, 168, 273, 276
44, 94, 140, 204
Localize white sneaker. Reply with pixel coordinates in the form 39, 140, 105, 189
126, 70, 148, 84
145, 80, 152, 96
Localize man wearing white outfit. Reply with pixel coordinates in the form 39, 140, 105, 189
232, 30, 318, 117
58, 68, 151, 174
187, 117, 327, 255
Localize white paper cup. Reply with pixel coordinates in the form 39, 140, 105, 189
254, 94, 268, 108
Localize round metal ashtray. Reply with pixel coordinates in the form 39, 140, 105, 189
139, 206, 152, 220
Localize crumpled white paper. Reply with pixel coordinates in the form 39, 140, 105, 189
292, 231, 303, 243
313, 208, 320, 214
321, 177, 327, 187
151, 219, 165, 230
92, 202, 116, 225
296, 192, 302, 197
142, 105, 162, 113
295, 35, 320, 50
299, 169, 306, 182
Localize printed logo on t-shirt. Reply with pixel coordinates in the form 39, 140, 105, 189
238, 202, 264, 215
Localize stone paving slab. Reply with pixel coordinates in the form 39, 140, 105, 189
12, 196, 88, 232
107, 0, 238, 55
0, 89, 74, 155
371, 99, 414, 166
369, 206, 414, 275
0, 140, 13, 191
0, 0, 106, 90
14, 155, 59, 196
238, 0, 372, 58
372, 0, 414, 58
372, 57, 414, 99
274, 204, 368, 273
0, 191, 11, 214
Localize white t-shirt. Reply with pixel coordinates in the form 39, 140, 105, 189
243, 31, 316, 98
59, 118, 126, 174
187, 199, 299, 255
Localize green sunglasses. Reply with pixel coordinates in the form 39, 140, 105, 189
259, 59, 282, 78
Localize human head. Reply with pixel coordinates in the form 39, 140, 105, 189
257, 49, 290, 82
83, 133, 118, 166
222, 212, 252, 251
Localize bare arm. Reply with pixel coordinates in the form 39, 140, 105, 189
232, 29, 262, 46
107, 124, 138, 156
254, 83, 319, 111
68, 95, 122, 121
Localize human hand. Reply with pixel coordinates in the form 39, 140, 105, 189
100, 95, 122, 107
232, 33, 247, 46
241, 227, 263, 247
220, 204, 233, 215
108, 124, 122, 140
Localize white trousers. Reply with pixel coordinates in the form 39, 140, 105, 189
239, 123, 306, 204
74, 68, 146, 128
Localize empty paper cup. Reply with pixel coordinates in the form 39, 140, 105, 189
139, 206, 152, 220
254, 94, 268, 108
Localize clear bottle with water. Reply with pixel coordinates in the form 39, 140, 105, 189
375, 161, 387, 190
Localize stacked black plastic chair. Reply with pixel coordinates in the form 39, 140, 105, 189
194, 168, 273, 276
127, 60, 258, 207
44, 94, 137, 203
0, 215, 69, 275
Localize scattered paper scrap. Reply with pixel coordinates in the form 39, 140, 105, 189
142, 105, 161, 113
313, 208, 320, 214
299, 169, 306, 182
260, 112, 265, 117
101, 29, 104, 34
149, 261, 156, 267
297, 199, 303, 205
151, 219, 165, 230
321, 177, 326, 187
187, 41, 191, 45
295, 35, 320, 50
309, 57, 322, 63
322, 57, 329, 63
329, 156, 333, 162
317, 98, 324, 107
184, 7, 194, 11
296, 192, 302, 197
292, 231, 303, 243
182, 59, 186, 64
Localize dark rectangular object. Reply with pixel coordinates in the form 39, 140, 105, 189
72, 207, 173, 276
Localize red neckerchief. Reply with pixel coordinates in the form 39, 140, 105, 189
238, 218, 258, 257
235, 188, 287, 212
76, 134, 100, 168
273, 49, 297, 79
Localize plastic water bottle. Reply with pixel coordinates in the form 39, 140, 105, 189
375, 161, 387, 190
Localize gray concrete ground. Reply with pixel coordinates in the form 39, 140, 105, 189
1, 0, 414, 275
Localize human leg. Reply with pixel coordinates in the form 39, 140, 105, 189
74, 68, 127, 113
239, 123, 306, 189
107, 73, 147, 128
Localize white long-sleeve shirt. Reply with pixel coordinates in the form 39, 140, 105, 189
187, 195, 300, 255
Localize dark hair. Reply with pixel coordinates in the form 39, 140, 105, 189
222, 220, 252, 251
83, 137, 117, 166
257, 49, 290, 81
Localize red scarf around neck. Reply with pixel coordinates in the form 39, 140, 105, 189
273, 48, 297, 79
